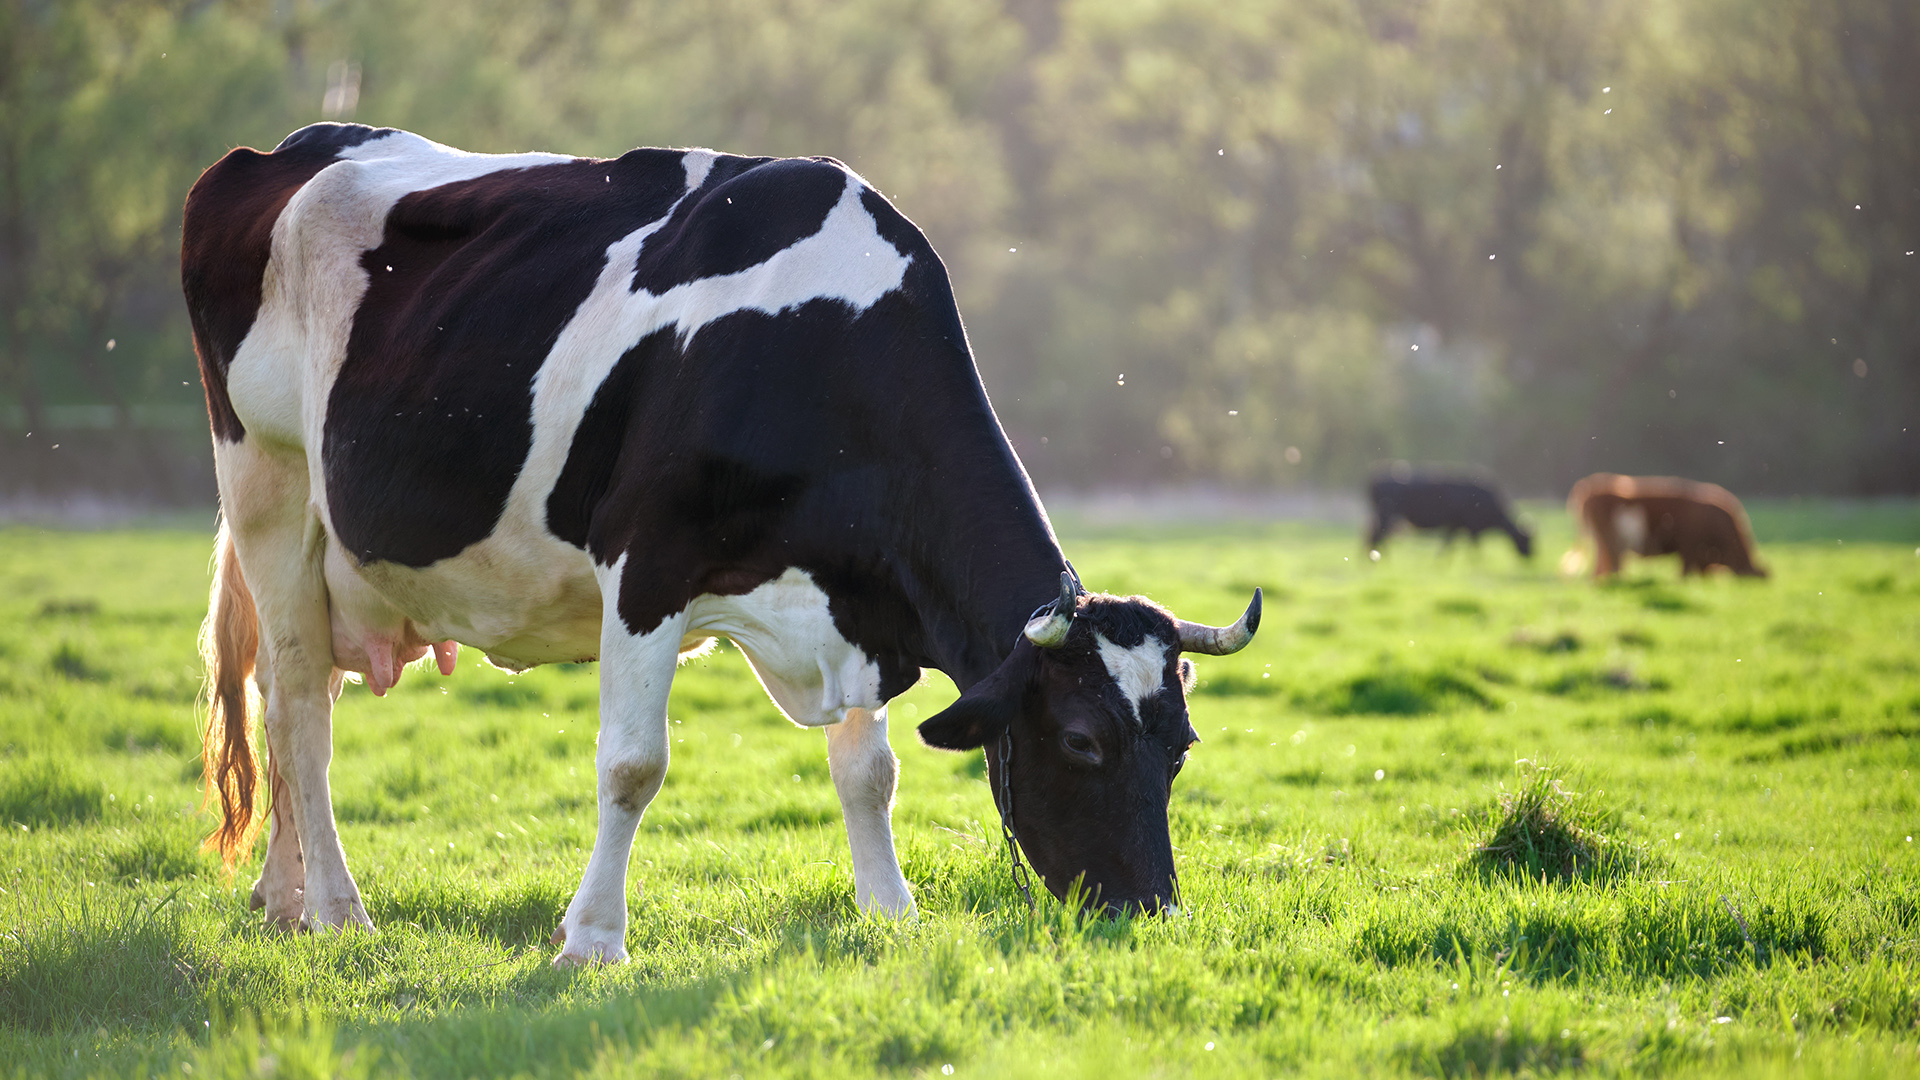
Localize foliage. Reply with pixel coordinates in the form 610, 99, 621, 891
3, 0, 1914, 495
0, 509, 1918, 1075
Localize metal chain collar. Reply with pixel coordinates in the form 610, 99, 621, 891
996, 727, 1036, 913
997, 566, 1082, 915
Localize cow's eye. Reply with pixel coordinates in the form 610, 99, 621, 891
1168, 741, 1193, 781
1062, 732, 1099, 761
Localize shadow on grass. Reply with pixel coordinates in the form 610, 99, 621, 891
1308, 666, 1494, 716
369, 878, 573, 949
0, 758, 105, 828
107, 819, 214, 883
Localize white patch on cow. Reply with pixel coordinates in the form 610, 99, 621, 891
681, 149, 717, 191
1095, 632, 1169, 726
1613, 504, 1649, 554
688, 567, 885, 728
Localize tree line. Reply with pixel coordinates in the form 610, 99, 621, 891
3, 0, 1913, 496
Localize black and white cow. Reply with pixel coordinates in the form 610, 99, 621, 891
182, 124, 1260, 963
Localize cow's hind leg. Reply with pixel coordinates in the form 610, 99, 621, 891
248, 727, 304, 928
553, 564, 683, 966
825, 706, 915, 917
218, 441, 371, 933
246, 669, 347, 928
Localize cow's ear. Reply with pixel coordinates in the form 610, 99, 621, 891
917, 642, 1034, 751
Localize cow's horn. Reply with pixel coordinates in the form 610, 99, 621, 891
1174, 588, 1262, 655
1023, 571, 1078, 648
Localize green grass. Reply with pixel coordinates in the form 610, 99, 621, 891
0, 502, 1917, 1077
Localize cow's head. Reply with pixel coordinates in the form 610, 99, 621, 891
918, 574, 1260, 915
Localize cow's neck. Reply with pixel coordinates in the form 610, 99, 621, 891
889, 416, 1066, 693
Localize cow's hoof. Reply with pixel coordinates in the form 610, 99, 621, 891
248, 881, 267, 911
855, 883, 917, 919
260, 886, 303, 931
264, 912, 304, 934
303, 899, 376, 935
550, 924, 627, 966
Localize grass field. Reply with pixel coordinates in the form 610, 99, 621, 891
1, 501, 1917, 1078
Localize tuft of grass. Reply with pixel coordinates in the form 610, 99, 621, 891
1469, 762, 1644, 883
1538, 666, 1659, 696
1312, 666, 1493, 715
108, 823, 213, 883
1510, 627, 1581, 653
0, 890, 203, 1032
48, 639, 109, 681
1639, 589, 1695, 612
33, 597, 99, 619
0, 758, 105, 827
460, 681, 545, 708
1190, 669, 1284, 698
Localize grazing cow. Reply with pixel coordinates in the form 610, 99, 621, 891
182, 124, 1260, 963
1365, 474, 1533, 558
1567, 473, 1766, 578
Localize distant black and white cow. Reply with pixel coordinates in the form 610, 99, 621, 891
182, 124, 1259, 963
1366, 473, 1533, 558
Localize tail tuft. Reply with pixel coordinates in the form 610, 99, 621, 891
200, 520, 264, 871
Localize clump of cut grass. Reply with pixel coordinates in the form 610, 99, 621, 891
1470, 762, 1643, 883
0, 758, 105, 827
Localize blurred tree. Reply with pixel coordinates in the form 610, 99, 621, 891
0, 0, 1912, 498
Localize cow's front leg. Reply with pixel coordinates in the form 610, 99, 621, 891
552, 582, 683, 966
825, 706, 915, 917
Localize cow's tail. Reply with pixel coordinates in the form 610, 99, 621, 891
200, 519, 264, 871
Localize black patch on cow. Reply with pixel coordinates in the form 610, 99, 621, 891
1072, 595, 1175, 651
323, 149, 693, 567
627, 157, 846, 295
273, 122, 395, 155
181, 124, 395, 442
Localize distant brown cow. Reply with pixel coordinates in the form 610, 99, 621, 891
1568, 474, 1767, 579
